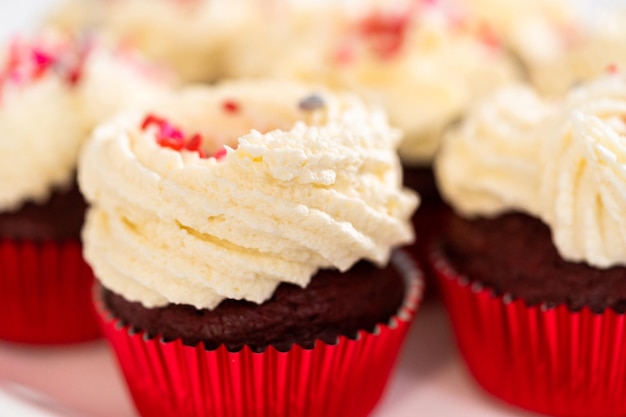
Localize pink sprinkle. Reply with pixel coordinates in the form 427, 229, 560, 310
334, 43, 355, 64
31, 49, 54, 67
358, 12, 410, 59
213, 147, 227, 160
477, 23, 500, 50
607, 63, 619, 74
222, 100, 240, 114
141, 114, 207, 158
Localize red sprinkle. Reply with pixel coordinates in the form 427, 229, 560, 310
213, 147, 227, 160
0, 36, 90, 97
607, 63, 619, 74
359, 12, 410, 59
476, 23, 500, 50
222, 100, 240, 114
141, 114, 214, 159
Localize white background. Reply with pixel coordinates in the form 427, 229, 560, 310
0, 0, 620, 416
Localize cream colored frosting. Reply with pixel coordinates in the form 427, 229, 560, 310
436, 84, 555, 218
0, 33, 87, 211
79, 80, 418, 309
0, 75, 85, 211
437, 73, 626, 268
0, 32, 173, 212
507, 7, 626, 95
459, 0, 572, 43
538, 75, 626, 267
78, 45, 174, 128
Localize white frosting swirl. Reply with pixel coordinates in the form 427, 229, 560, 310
437, 73, 626, 268
78, 45, 174, 128
79, 80, 418, 309
0, 75, 85, 211
50, 0, 252, 82
0, 32, 173, 212
507, 7, 626, 95
436, 84, 555, 217
538, 75, 626, 267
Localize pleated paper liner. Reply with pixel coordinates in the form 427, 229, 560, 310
96, 250, 424, 417
0, 239, 100, 344
429, 244, 626, 417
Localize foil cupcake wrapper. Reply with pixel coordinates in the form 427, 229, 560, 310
0, 239, 100, 344
429, 244, 626, 417
97, 250, 423, 417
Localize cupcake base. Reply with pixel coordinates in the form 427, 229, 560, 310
0, 239, 100, 344
430, 245, 626, 417
96, 250, 423, 417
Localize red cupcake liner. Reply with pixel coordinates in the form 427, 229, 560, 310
0, 238, 100, 344
96, 250, 423, 417
429, 245, 626, 417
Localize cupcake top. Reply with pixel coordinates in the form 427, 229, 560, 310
435, 84, 555, 217
79, 79, 419, 310
437, 72, 626, 268
459, 0, 572, 51
222, 0, 520, 166
48, 0, 251, 82
0, 32, 86, 211
501, 3, 626, 95
0, 31, 172, 212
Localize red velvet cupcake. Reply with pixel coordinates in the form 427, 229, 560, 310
0, 31, 172, 344
432, 75, 626, 417
79, 80, 421, 417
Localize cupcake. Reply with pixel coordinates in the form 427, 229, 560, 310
0, 30, 172, 344
461, 0, 626, 96
47, 0, 251, 83
79, 79, 422, 417
432, 72, 626, 417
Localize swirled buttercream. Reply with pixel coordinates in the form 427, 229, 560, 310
538, 75, 626, 267
49, 0, 251, 82
0, 33, 86, 211
437, 73, 626, 268
79, 80, 419, 309
0, 31, 173, 212
436, 85, 555, 217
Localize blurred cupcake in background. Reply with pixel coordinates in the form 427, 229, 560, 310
47, 0, 252, 83
0, 29, 173, 344
459, 0, 626, 96
431, 71, 626, 417
80, 79, 423, 417
224, 0, 520, 172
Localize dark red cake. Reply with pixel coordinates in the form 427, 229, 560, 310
0, 181, 86, 240
101, 258, 407, 352
441, 211, 626, 313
